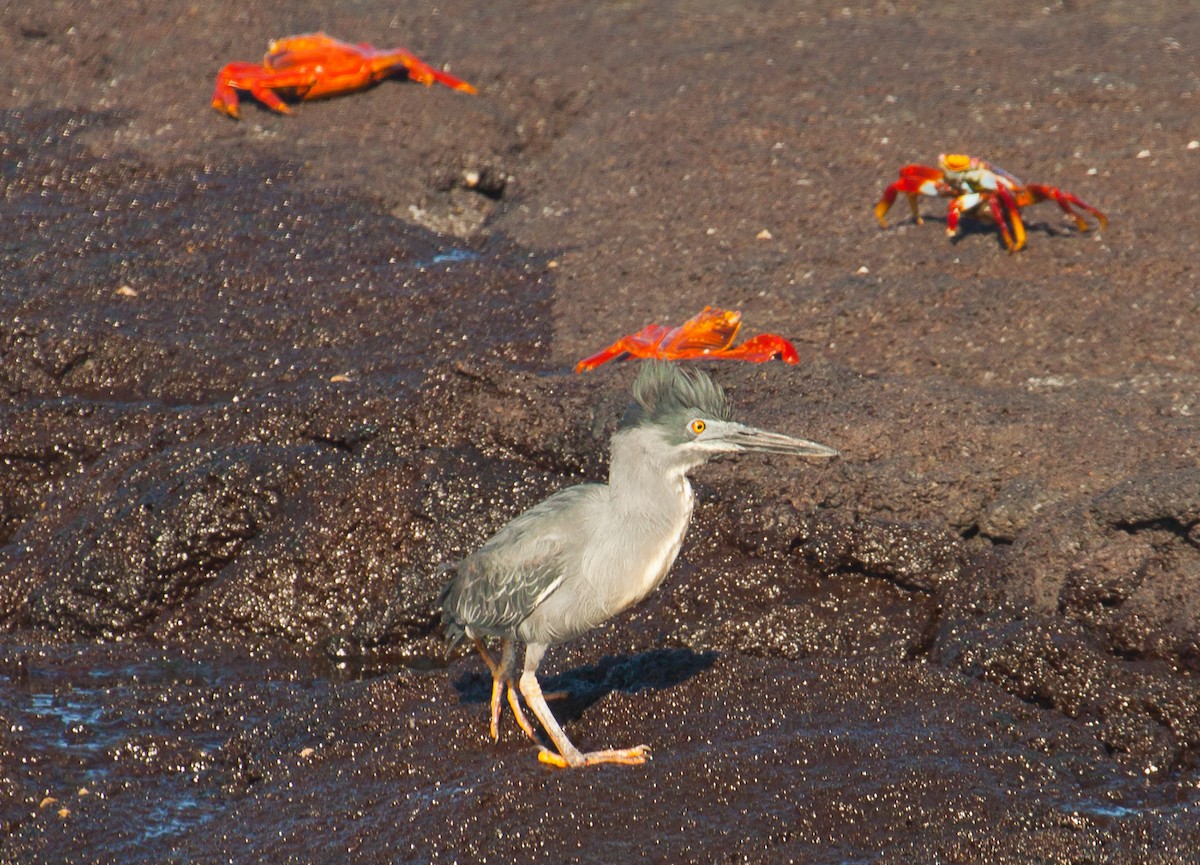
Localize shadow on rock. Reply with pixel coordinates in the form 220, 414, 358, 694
452, 647, 719, 723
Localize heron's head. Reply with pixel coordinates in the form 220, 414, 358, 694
620, 362, 838, 469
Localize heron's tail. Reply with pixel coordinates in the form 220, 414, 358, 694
434, 562, 468, 651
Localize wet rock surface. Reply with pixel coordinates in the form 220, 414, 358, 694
2, 0, 1199, 861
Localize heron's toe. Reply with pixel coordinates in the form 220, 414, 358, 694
536, 744, 651, 768
537, 748, 571, 768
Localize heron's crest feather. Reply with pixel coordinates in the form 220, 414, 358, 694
623, 361, 733, 428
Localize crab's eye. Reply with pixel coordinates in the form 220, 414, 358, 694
690, 419, 706, 435
942, 153, 972, 172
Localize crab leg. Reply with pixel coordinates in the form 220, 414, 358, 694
210, 78, 244, 119
875, 166, 955, 227
699, 334, 800, 364
986, 194, 1019, 252
1023, 185, 1108, 232
574, 324, 669, 372
381, 49, 478, 93
212, 65, 325, 117
946, 192, 982, 238
211, 63, 300, 118
994, 185, 1027, 252
874, 184, 922, 226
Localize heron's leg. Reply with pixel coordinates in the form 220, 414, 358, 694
488, 677, 505, 742
499, 640, 538, 742
518, 644, 650, 769
472, 638, 507, 741
475, 638, 537, 742
472, 637, 500, 676
505, 686, 538, 741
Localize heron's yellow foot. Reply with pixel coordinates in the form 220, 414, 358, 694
537, 744, 651, 768
537, 749, 570, 767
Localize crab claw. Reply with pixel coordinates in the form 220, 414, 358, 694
875, 165, 952, 227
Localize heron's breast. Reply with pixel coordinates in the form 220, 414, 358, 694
606, 477, 694, 613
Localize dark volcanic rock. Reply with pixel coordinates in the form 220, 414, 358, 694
30, 441, 291, 636
1006, 467, 1200, 669
2, 0, 1200, 862
930, 468, 1200, 776
941, 615, 1200, 774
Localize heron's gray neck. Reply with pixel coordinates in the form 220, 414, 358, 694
608, 426, 694, 517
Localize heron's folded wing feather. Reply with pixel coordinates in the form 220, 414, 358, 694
442, 485, 599, 635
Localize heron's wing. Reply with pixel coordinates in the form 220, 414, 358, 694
441, 485, 600, 638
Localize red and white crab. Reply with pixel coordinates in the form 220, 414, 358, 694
874, 153, 1107, 252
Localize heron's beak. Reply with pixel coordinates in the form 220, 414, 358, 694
722, 424, 839, 458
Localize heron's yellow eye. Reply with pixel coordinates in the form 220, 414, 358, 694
690, 419, 706, 435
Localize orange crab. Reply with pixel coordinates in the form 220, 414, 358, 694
874, 153, 1107, 252
211, 32, 477, 119
575, 306, 800, 372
